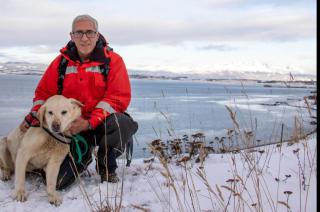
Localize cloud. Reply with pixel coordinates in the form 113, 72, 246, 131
0, 0, 316, 47
0, 0, 316, 74
0, 45, 60, 64
196, 44, 238, 51
102, 10, 315, 46
202, 0, 315, 8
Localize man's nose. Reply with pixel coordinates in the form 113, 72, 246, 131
81, 33, 89, 41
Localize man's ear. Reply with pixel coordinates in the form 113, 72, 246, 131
37, 104, 46, 127
70, 32, 74, 42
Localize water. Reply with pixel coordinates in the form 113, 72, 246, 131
0, 75, 315, 158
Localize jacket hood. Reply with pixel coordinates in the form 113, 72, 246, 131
60, 33, 109, 64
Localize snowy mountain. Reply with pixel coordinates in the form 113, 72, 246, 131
0, 62, 316, 82
0, 62, 47, 75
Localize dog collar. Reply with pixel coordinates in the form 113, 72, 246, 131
42, 127, 72, 144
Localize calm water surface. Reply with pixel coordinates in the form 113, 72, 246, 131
0, 75, 315, 158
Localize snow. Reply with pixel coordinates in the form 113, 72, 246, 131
0, 134, 317, 212
0, 62, 316, 82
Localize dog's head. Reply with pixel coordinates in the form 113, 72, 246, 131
38, 95, 83, 133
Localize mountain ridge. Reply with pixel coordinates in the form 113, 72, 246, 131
0, 62, 316, 82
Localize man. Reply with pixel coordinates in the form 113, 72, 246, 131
20, 14, 138, 189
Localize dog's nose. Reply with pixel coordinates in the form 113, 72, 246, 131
52, 121, 61, 132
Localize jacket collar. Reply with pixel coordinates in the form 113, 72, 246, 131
60, 33, 110, 64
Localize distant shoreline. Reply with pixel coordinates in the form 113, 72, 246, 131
130, 75, 317, 89
0, 72, 317, 89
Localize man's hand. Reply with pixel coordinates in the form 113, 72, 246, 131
19, 121, 30, 132
69, 117, 90, 135
20, 112, 40, 132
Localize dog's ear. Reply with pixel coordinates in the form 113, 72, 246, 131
69, 98, 84, 108
37, 104, 46, 127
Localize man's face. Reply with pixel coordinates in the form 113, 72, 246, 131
70, 20, 99, 60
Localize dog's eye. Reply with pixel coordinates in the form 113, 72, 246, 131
48, 111, 53, 115
61, 110, 68, 115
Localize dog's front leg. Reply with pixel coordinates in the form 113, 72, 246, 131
45, 158, 63, 206
12, 148, 31, 202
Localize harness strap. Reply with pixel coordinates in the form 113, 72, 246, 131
42, 127, 72, 144
57, 57, 68, 95
99, 58, 111, 81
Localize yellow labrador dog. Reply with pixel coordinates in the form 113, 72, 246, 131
0, 95, 82, 206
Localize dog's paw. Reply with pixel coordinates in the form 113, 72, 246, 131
12, 188, 27, 202
0, 170, 12, 181
48, 192, 62, 206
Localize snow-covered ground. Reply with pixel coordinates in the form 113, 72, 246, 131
0, 133, 316, 212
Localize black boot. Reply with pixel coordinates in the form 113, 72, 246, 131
100, 172, 119, 183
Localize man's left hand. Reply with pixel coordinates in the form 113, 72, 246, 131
69, 117, 90, 135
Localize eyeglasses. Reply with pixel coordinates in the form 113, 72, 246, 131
71, 30, 97, 38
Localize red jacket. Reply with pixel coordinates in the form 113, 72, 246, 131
31, 36, 131, 129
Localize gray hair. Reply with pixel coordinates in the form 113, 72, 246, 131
72, 14, 98, 32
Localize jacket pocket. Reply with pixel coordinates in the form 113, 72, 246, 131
93, 74, 106, 98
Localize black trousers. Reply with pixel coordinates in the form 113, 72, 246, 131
53, 113, 138, 190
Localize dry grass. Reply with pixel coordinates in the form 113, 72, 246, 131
138, 90, 317, 212
76, 86, 317, 212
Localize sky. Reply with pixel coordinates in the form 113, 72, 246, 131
0, 0, 317, 75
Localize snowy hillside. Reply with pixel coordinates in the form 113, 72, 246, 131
0, 62, 47, 75
0, 62, 316, 82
